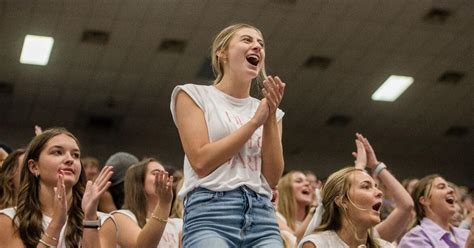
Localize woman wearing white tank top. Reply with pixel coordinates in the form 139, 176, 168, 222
170, 23, 286, 247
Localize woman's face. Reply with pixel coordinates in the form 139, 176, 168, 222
292, 172, 312, 206
221, 27, 265, 81
144, 161, 166, 198
32, 134, 81, 188
12, 153, 25, 191
345, 171, 383, 227
422, 177, 456, 219
84, 163, 99, 181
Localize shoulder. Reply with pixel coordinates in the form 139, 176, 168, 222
398, 225, 432, 247
299, 230, 333, 247
172, 84, 210, 98
111, 209, 137, 224
375, 238, 396, 248
0, 207, 15, 218
0, 209, 20, 245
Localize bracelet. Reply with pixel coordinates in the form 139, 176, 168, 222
373, 162, 387, 177
151, 214, 168, 224
44, 232, 58, 242
83, 218, 101, 229
39, 238, 57, 248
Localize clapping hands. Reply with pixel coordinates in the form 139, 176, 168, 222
82, 166, 113, 219
352, 133, 380, 170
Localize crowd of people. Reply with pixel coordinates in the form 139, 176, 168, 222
0, 23, 472, 248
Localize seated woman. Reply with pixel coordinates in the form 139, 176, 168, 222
0, 128, 116, 248
300, 133, 413, 247
112, 158, 182, 248
299, 166, 394, 248
398, 174, 474, 248
277, 171, 317, 246
352, 133, 414, 243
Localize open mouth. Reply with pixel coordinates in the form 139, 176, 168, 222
246, 54, 260, 66
446, 195, 455, 204
302, 189, 310, 195
372, 202, 382, 211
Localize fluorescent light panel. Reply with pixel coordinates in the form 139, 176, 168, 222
20, 35, 54, 66
371, 75, 414, 102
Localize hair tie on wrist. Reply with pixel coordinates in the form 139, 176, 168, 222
373, 162, 387, 177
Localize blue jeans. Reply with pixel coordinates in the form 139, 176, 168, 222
182, 186, 283, 248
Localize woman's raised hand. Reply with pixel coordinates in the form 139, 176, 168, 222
155, 170, 174, 205
356, 133, 380, 170
82, 166, 113, 219
352, 135, 367, 170
52, 171, 68, 226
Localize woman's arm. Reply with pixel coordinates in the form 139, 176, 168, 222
261, 76, 286, 187
136, 171, 174, 248
81, 166, 114, 248
0, 215, 24, 248
356, 134, 414, 242
174, 90, 269, 177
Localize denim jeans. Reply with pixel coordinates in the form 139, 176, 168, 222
182, 186, 283, 248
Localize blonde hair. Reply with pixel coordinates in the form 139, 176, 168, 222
211, 23, 267, 86
277, 171, 299, 230
315, 167, 381, 248
411, 174, 441, 226
170, 177, 184, 219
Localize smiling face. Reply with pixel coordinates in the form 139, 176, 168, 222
421, 177, 456, 220
344, 171, 384, 228
29, 134, 82, 188
144, 161, 166, 198
219, 27, 265, 82
292, 172, 312, 206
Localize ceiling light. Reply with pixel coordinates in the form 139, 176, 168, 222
20, 35, 54, 66
371, 75, 414, 102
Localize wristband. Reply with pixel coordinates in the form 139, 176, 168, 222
83, 218, 101, 229
373, 162, 387, 177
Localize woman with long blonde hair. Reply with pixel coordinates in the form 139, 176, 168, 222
277, 171, 317, 246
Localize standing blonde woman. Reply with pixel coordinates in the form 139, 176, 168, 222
0, 128, 116, 248
170, 23, 286, 247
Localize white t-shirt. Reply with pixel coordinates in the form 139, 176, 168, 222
112, 209, 182, 248
170, 84, 284, 199
0, 207, 115, 248
299, 230, 395, 248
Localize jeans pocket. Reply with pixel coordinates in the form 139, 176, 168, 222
184, 189, 219, 213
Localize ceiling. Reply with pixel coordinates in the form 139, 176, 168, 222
0, 0, 473, 187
